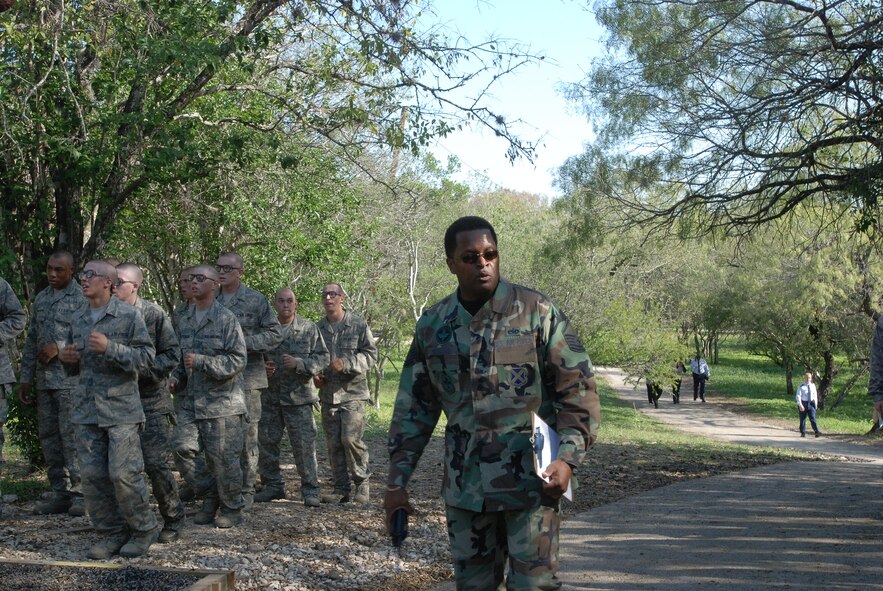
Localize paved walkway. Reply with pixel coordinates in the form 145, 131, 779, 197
599, 366, 883, 463
431, 367, 883, 590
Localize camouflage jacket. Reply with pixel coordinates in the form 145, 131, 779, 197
20, 280, 87, 390
869, 315, 883, 402
172, 300, 247, 419
316, 310, 377, 405
133, 298, 180, 414
266, 316, 329, 406
64, 298, 156, 427
217, 284, 283, 390
171, 301, 190, 332
387, 279, 601, 512
0, 277, 26, 385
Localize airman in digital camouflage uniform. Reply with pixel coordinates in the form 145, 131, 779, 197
215, 252, 283, 509
0, 275, 26, 510
256, 287, 329, 506
172, 265, 195, 331
170, 265, 211, 502
385, 217, 601, 591
171, 265, 248, 528
19, 251, 86, 516
114, 263, 185, 542
315, 283, 377, 504
59, 261, 160, 559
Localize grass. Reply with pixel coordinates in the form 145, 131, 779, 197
707, 337, 873, 435
1, 443, 50, 501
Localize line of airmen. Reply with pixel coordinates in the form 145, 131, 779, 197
0, 251, 377, 560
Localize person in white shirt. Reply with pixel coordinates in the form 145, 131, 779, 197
795, 371, 822, 438
690, 355, 710, 402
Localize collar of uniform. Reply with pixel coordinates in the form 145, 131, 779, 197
487, 279, 513, 315
84, 295, 124, 321
186, 299, 221, 323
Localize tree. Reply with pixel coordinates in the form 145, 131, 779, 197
0, 0, 539, 304
563, 0, 883, 235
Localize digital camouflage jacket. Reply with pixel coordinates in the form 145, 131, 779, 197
0, 277, 25, 385
64, 297, 156, 427
172, 300, 247, 419
266, 316, 329, 406
316, 311, 377, 405
20, 279, 87, 390
217, 284, 283, 390
133, 298, 180, 414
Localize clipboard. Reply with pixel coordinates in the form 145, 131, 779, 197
530, 412, 573, 501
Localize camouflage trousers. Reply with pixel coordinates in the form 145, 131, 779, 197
0, 384, 9, 505
140, 411, 185, 526
258, 395, 319, 498
445, 503, 561, 591
241, 389, 261, 497
37, 388, 81, 498
320, 399, 369, 494
174, 412, 245, 512
76, 423, 158, 537
172, 393, 210, 496
0, 383, 10, 463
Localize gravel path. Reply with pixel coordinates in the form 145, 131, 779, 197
0, 435, 454, 591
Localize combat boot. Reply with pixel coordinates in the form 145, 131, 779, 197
193, 496, 219, 525
303, 494, 320, 507
157, 518, 183, 543
119, 525, 161, 558
254, 487, 285, 502
320, 490, 351, 504
33, 494, 72, 515
215, 509, 243, 529
242, 492, 254, 511
178, 484, 196, 502
353, 482, 370, 504
86, 534, 129, 560
68, 496, 86, 517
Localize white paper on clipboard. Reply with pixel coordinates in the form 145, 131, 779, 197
530, 412, 573, 501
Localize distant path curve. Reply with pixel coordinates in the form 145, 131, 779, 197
596, 366, 883, 464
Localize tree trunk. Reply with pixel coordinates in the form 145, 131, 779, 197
784, 358, 794, 399
817, 350, 836, 410
712, 332, 719, 364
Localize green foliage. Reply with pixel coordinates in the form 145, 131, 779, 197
5, 391, 43, 469
564, 0, 883, 235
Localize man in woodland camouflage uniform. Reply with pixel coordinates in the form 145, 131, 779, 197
114, 263, 185, 542
19, 251, 86, 516
172, 265, 248, 528
315, 282, 377, 504
385, 216, 601, 591
215, 252, 283, 509
59, 261, 160, 559
0, 275, 26, 516
255, 287, 328, 506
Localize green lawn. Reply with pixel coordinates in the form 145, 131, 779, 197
707, 337, 873, 435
